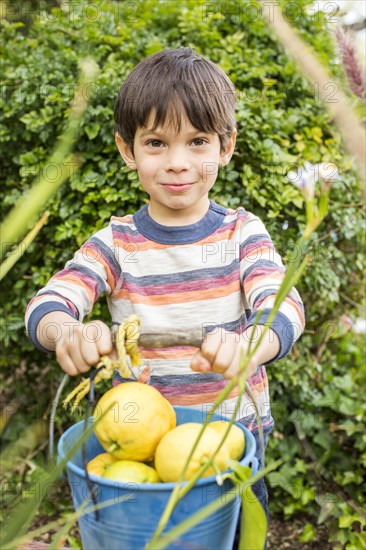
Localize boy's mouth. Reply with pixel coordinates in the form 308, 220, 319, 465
161, 183, 194, 192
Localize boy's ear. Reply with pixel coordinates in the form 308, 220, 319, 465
219, 129, 237, 167
115, 132, 137, 170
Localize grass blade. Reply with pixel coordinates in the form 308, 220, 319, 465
0, 58, 98, 258
0, 211, 49, 281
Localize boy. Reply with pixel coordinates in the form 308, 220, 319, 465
25, 47, 305, 532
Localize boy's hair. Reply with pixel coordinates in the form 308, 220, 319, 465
114, 47, 236, 154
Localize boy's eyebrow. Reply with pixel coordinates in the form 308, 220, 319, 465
138, 128, 209, 138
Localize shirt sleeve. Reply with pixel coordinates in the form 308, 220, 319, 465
25, 223, 121, 351
240, 213, 305, 363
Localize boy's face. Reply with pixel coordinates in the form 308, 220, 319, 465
116, 111, 236, 225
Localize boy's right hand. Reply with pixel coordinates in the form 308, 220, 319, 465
55, 320, 114, 376
37, 313, 114, 376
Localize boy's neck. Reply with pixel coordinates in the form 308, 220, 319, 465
147, 199, 211, 226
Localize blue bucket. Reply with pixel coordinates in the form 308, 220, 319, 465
58, 406, 257, 550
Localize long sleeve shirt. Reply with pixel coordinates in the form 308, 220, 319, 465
25, 201, 305, 430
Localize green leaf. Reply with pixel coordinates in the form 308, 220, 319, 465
339, 514, 364, 529
239, 482, 267, 550
299, 523, 316, 542
84, 122, 100, 140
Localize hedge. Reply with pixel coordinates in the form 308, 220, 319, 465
1, 1, 365, 547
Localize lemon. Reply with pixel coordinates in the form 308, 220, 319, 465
164, 398, 176, 429
155, 422, 230, 482
209, 421, 245, 461
86, 452, 117, 477
103, 460, 160, 483
94, 382, 176, 462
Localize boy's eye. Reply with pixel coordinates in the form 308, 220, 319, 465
145, 137, 207, 148
147, 139, 163, 148
191, 138, 207, 146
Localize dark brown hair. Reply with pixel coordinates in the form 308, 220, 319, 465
114, 47, 236, 154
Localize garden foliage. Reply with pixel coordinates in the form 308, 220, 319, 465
1, 0, 365, 547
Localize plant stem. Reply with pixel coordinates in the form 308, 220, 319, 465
148, 383, 246, 545
150, 459, 283, 550
149, 199, 329, 547
0, 211, 50, 281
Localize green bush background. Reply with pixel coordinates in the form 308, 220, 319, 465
1, 0, 365, 547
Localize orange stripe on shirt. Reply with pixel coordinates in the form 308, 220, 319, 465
114, 236, 167, 251
244, 271, 284, 294
140, 347, 198, 359
113, 280, 240, 304
163, 386, 239, 405
283, 296, 305, 327
53, 274, 95, 303
247, 378, 268, 395
195, 227, 237, 245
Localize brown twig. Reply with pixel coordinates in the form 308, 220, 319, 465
339, 292, 364, 310
316, 231, 335, 242
328, 200, 365, 208
127, 329, 203, 349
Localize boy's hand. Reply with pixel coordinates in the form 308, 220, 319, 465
37, 312, 114, 376
190, 327, 280, 380
55, 320, 114, 376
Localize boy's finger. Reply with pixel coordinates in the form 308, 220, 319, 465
56, 346, 76, 376
80, 339, 100, 366
190, 353, 211, 372
69, 346, 91, 373
85, 321, 113, 355
200, 331, 221, 363
210, 344, 236, 375
57, 352, 79, 377
223, 346, 242, 379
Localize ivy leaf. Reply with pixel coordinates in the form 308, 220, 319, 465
299, 523, 316, 542
84, 122, 100, 140
339, 514, 364, 529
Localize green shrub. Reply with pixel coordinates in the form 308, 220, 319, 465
267, 327, 366, 548
1, 0, 365, 546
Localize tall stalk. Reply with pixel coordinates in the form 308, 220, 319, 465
147, 164, 335, 549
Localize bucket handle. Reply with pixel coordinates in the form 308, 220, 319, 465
49, 368, 105, 521
81, 365, 107, 522
49, 373, 70, 463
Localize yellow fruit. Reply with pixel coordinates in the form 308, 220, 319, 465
145, 458, 155, 469
103, 460, 160, 483
164, 398, 176, 429
86, 453, 117, 477
209, 421, 245, 461
94, 382, 176, 461
155, 422, 230, 482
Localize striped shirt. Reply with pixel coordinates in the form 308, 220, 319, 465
25, 201, 305, 430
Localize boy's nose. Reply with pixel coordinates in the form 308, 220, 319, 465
165, 148, 191, 171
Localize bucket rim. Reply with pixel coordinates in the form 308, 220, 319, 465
57, 406, 257, 490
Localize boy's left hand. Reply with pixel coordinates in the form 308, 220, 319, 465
190, 327, 280, 380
